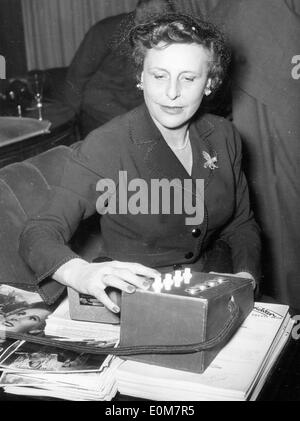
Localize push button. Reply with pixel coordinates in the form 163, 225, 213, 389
192, 228, 201, 238
185, 252, 194, 260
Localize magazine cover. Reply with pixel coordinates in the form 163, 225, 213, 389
0, 285, 52, 349
0, 341, 106, 373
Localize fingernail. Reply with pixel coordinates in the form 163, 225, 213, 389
113, 306, 120, 313
127, 285, 135, 293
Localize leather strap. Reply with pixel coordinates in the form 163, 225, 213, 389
4, 300, 240, 356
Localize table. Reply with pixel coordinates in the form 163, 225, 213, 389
0, 100, 78, 168
257, 336, 300, 401
0, 334, 299, 402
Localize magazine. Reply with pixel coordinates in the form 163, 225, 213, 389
0, 284, 119, 400
0, 340, 106, 373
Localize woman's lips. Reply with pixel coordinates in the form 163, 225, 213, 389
2, 321, 14, 327
160, 105, 184, 115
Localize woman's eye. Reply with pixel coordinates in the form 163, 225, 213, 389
154, 74, 166, 80
184, 77, 195, 82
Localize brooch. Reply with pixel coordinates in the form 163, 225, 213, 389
202, 151, 218, 170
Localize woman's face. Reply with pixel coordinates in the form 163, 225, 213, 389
141, 42, 212, 132
0, 308, 50, 333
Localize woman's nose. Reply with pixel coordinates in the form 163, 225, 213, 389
166, 79, 180, 100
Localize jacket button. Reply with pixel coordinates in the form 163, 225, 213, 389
185, 252, 194, 260
192, 228, 201, 238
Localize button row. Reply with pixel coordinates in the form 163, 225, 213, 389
151, 269, 193, 293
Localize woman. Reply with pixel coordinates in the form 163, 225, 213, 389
0, 303, 51, 334
19, 14, 261, 312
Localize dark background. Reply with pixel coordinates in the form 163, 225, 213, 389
0, 0, 27, 77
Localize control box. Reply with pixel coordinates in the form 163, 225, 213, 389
119, 269, 253, 373
68, 286, 121, 324
68, 268, 253, 373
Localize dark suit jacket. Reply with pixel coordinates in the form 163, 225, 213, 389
210, 0, 300, 308
63, 12, 143, 132
19, 104, 261, 304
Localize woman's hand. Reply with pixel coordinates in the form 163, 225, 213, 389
209, 271, 256, 290
54, 258, 160, 313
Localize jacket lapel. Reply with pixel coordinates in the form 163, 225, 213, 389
129, 104, 216, 192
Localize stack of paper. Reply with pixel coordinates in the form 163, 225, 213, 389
116, 303, 293, 401
0, 340, 121, 401
0, 283, 294, 401
0, 284, 119, 401
44, 298, 120, 345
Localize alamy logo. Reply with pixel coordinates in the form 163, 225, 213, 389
0, 55, 6, 79
95, 171, 204, 226
291, 55, 300, 80
292, 315, 300, 340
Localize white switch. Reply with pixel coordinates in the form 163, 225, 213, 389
163, 274, 173, 288
183, 268, 192, 284
152, 274, 162, 292
174, 270, 182, 287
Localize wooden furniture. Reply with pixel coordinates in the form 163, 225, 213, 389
0, 102, 78, 168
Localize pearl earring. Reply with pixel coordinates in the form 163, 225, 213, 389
205, 79, 212, 96
136, 81, 143, 90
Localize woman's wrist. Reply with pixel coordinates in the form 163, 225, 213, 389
235, 272, 256, 290
52, 258, 89, 289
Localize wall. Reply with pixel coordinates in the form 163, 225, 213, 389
21, 0, 222, 70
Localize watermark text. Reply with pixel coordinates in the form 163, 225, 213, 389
292, 315, 300, 340
291, 55, 300, 80
96, 171, 204, 225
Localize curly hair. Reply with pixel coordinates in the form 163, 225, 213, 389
130, 13, 231, 94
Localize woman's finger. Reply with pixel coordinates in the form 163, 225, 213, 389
112, 261, 159, 279
90, 286, 120, 314
102, 273, 138, 293
109, 268, 151, 290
